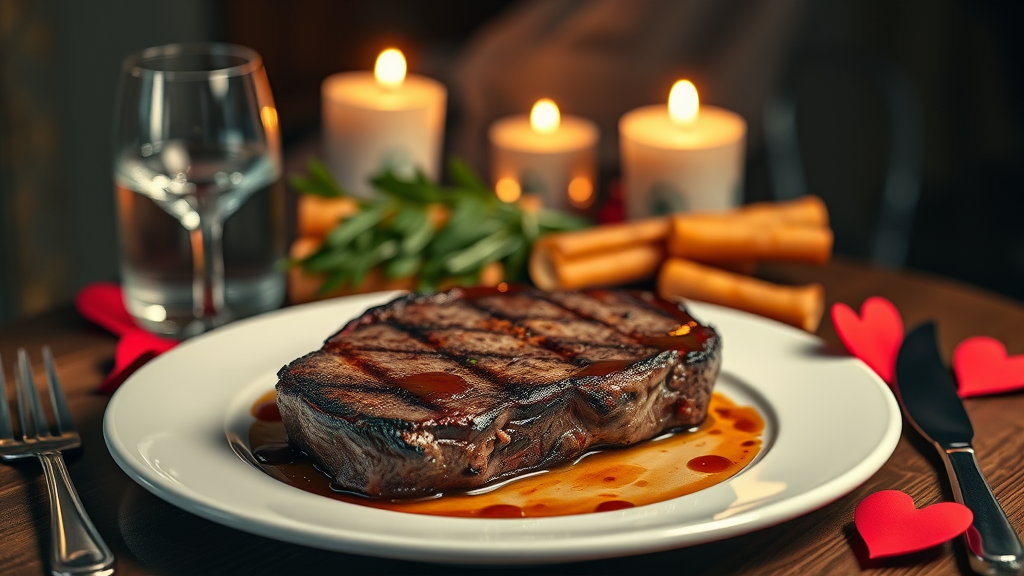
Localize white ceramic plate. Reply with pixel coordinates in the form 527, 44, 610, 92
104, 292, 901, 564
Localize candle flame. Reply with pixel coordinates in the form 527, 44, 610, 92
668, 80, 699, 126
495, 177, 522, 203
530, 99, 560, 134
374, 48, 407, 89
567, 177, 593, 208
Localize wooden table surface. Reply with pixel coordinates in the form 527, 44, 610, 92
2, 259, 1023, 576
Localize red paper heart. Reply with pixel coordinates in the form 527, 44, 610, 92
953, 336, 1024, 398
75, 282, 138, 336
98, 329, 177, 394
831, 297, 904, 384
855, 490, 973, 558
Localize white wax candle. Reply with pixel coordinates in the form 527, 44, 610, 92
619, 81, 746, 219
489, 100, 599, 210
322, 50, 446, 197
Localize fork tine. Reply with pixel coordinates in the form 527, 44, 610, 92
43, 346, 74, 435
15, 350, 36, 439
17, 348, 49, 438
0, 353, 13, 440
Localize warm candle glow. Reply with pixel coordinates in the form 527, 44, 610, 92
567, 176, 593, 207
668, 80, 699, 126
495, 177, 522, 203
374, 48, 407, 89
530, 99, 560, 134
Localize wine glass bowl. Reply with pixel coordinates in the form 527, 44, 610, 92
114, 43, 285, 338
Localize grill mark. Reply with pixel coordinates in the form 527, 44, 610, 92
315, 350, 442, 412
340, 342, 633, 360
328, 290, 672, 395
618, 291, 714, 356
327, 316, 497, 407
311, 381, 432, 419
464, 294, 608, 366
345, 325, 538, 339
619, 290, 695, 324
396, 296, 580, 383
531, 291, 653, 349
382, 320, 509, 388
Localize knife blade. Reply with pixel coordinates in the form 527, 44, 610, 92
896, 322, 1024, 575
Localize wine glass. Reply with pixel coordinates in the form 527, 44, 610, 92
113, 43, 284, 338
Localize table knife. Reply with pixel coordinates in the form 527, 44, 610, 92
896, 322, 1024, 575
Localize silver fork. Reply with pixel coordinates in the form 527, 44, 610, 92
0, 348, 115, 576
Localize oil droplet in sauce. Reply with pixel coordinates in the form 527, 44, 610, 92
478, 504, 525, 518
595, 500, 635, 512
248, 391, 763, 518
686, 455, 732, 473
734, 418, 759, 433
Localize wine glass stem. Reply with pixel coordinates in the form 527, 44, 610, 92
190, 215, 226, 323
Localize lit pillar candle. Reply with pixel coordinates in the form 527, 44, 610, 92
322, 49, 447, 196
619, 80, 747, 219
489, 99, 599, 210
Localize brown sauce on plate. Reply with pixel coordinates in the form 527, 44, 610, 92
247, 391, 763, 518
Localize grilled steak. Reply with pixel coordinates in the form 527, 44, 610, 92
275, 287, 721, 499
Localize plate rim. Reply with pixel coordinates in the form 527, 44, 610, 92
103, 292, 901, 564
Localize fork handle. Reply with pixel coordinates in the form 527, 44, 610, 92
38, 450, 116, 576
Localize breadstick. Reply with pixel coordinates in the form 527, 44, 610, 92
701, 260, 758, 275
542, 217, 670, 259
669, 218, 832, 264
735, 195, 829, 228
658, 258, 824, 332
530, 240, 664, 291
298, 195, 359, 238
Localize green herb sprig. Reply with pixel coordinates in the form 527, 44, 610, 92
289, 158, 589, 293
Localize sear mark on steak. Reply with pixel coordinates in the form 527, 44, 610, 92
275, 287, 721, 499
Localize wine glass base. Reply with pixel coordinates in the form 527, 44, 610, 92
133, 312, 233, 340
123, 274, 285, 340
181, 314, 234, 339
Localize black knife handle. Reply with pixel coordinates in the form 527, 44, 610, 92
942, 447, 1024, 575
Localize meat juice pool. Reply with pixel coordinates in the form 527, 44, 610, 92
115, 145, 286, 336
248, 391, 764, 518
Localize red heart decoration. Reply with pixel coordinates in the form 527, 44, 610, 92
953, 336, 1024, 398
855, 490, 973, 559
98, 329, 177, 394
75, 282, 138, 336
831, 297, 904, 384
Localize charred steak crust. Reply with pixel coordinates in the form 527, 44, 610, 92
275, 288, 721, 499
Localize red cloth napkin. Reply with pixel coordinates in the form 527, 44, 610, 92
75, 283, 177, 393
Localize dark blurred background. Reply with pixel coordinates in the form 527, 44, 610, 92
0, 0, 1020, 325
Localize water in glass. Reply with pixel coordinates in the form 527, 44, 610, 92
115, 143, 285, 336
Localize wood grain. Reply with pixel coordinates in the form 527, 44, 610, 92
2, 259, 1023, 575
